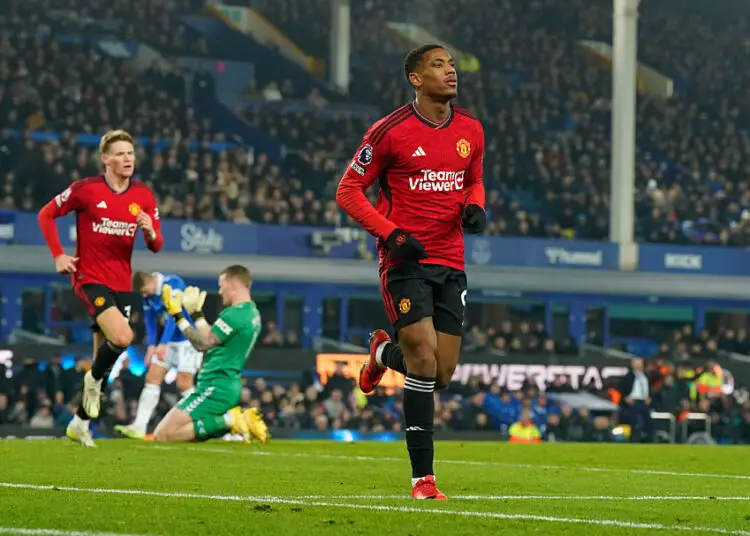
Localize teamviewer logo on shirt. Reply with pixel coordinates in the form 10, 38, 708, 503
92, 218, 137, 237
409, 170, 465, 192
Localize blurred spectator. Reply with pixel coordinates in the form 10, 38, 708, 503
652, 374, 681, 413
261, 322, 283, 347
508, 409, 542, 443
617, 358, 653, 441
562, 405, 592, 442
29, 401, 54, 428
544, 413, 562, 441
690, 361, 725, 402
323, 389, 346, 420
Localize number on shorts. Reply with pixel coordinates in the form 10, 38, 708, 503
123, 305, 132, 319
460, 290, 467, 308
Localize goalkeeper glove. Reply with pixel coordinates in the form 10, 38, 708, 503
386, 228, 428, 262
462, 204, 487, 234
161, 285, 184, 317
182, 286, 207, 321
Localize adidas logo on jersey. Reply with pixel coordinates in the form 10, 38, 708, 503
96, 201, 108, 209
412, 147, 426, 157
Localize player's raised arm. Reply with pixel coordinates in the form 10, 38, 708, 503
37, 185, 81, 273
462, 122, 487, 234
336, 131, 398, 241
138, 190, 164, 253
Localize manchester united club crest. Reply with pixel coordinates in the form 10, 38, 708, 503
399, 298, 411, 315
128, 203, 141, 216
456, 138, 471, 159
94, 297, 105, 307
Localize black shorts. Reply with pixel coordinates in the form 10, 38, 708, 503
380, 263, 467, 336
74, 283, 138, 331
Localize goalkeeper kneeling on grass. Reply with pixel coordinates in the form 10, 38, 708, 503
152, 264, 269, 444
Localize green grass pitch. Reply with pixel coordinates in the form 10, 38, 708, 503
1, 439, 749, 535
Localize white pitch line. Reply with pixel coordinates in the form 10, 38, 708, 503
1, 482, 749, 536
0, 527, 149, 536
256, 498, 750, 536
139, 445, 750, 482
288, 494, 750, 501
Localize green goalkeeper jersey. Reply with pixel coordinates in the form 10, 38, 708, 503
197, 301, 261, 384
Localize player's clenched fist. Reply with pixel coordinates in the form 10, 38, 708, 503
161, 284, 184, 316
462, 204, 487, 234
386, 229, 428, 262
54, 254, 78, 274
182, 286, 207, 314
136, 211, 155, 239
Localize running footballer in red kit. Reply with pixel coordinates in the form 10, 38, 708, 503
336, 45, 486, 500
37, 129, 163, 447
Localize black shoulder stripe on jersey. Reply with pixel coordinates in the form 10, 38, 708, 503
74, 175, 104, 192
371, 109, 414, 146
453, 106, 477, 120
372, 113, 412, 146
370, 105, 412, 146
370, 105, 411, 143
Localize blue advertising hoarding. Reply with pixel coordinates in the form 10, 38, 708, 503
2, 211, 620, 268
638, 244, 750, 277
2, 209, 750, 275
464, 236, 618, 270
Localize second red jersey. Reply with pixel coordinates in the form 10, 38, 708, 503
45, 176, 162, 292
337, 102, 485, 272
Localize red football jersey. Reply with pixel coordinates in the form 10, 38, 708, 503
337, 102, 485, 272
39, 176, 163, 292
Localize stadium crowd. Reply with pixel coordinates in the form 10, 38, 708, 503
462, 320, 576, 357
1, 348, 749, 444
649, 324, 750, 362
2, 0, 750, 244
249, 0, 750, 245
